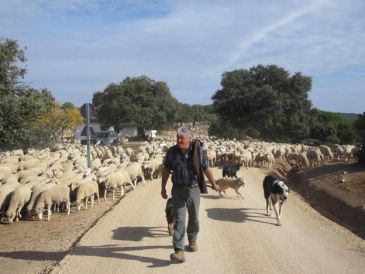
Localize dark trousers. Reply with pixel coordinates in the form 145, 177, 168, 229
171, 184, 201, 251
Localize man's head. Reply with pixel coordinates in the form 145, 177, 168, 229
176, 127, 192, 152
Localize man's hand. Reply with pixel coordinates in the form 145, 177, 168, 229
211, 183, 221, 192
161, 188, 168, 199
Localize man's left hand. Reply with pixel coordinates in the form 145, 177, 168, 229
211, 183, 221, 192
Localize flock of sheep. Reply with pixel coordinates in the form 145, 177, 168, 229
0, 132, 358, 225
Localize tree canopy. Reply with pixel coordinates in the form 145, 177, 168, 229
0, 38, 27, 95
0, 38, 83, 150
211, 65, 313, 142
93, 76, 178, 133
355, 112, 365, 163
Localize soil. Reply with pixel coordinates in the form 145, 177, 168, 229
272, 161, 365, 239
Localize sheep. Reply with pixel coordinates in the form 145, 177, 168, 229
1, 174, 21, 188
26, 180, 59, 217
287, 152, 309, 169
306, 149, 323, 167
35, 184, 70, 221
319, 145, 334, 162
125, 162, 145, 188
142, 157, 163, 180
0, 165, 17, 181
103, 168, 133, 201
74, 178, 100, 211
0, 184, 16, 216
3, 185, 32, 223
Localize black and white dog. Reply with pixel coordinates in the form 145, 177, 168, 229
222, 164, 240, 178
165, 198, 174, 236
263, 175, 289, 226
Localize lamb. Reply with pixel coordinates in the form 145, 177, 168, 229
35, 184, 70, 221
3, 185, 32, 223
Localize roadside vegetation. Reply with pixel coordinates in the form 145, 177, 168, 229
1, 37, 364, 163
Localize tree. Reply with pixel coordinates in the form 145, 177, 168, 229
309, 111, 359, 144
33, 102, 84, 142
0, 38, 27, 95
211, 65, 312, 142
0, 88, 55, 149
93, 76, 178, 135
355, 112, 365, 163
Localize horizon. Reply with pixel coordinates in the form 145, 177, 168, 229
1, 0, 364, 114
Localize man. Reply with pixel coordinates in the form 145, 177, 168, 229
161, 127, 220, 263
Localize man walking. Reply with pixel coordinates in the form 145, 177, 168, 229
161, 127, 220, 263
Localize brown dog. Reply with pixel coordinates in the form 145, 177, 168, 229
216, 177, 245, 199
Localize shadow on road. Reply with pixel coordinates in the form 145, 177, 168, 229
0, 250, 67, 261
0, 226, 174, 268
206, 207, 276, 225
112, 226, 168, 241
0, 244, 172, 268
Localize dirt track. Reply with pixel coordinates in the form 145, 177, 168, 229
50, 167, 365, 274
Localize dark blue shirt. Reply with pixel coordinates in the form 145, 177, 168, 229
164, 144, 209, 186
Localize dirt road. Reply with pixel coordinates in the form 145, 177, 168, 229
51, 167, 365, 274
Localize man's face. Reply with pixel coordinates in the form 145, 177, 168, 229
177, 134, 190, 151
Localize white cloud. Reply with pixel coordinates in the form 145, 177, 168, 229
1, 0, 364, 111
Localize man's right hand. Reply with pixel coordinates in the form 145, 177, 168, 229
161, 188, 168, 199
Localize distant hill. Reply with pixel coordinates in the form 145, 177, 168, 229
336, 112, 360, 121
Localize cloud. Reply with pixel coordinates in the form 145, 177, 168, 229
1, 0, 364, 111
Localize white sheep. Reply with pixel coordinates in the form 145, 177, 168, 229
103, 168, 133, 201
26, 180, 59, 217
3, 185, 32, 223
0, 165, 17, 181
125, 162, 145, 188
0, 184, 16, 216
1, 174, 21, 188
74, 179, 100, 211
35, 184, 70, 221
142, 157, 163, 180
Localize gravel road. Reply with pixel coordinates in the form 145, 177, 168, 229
51, 167, 365, 274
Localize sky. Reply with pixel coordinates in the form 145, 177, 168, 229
1, 0, 364, 113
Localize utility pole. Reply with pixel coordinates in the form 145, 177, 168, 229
85, 103, 92, 169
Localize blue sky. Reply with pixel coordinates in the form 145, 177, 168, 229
1, 0, 364, 113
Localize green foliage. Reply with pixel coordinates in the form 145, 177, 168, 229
0, 88, 55, 149
208, 119, 246, 139
355, 113, 365, 163
309, 110, 359, 144
175, 103, 217, 124
0, 38, 27, 95
0, 38, 60, 150
93, 76, 178, 132
211, 64, 312, 141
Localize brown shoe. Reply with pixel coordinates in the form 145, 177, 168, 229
186, 240, 198, 252
170, 250, 185, 263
